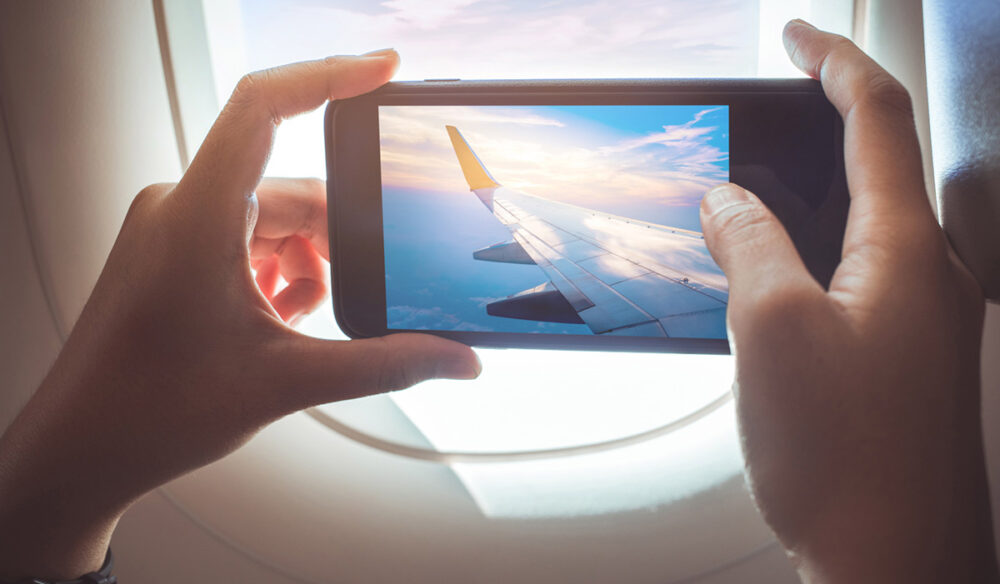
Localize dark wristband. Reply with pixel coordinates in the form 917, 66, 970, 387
4, 549, 115, 584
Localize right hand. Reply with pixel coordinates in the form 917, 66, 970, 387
699, 21, 997, 583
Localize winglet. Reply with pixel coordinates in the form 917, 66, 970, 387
446, 125, 500, 191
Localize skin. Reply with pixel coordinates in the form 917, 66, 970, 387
699, 21, 997, 583
0, 50, 480, 579
0, 22, 995, 583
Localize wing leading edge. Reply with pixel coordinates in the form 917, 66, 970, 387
445, 125, 729, 339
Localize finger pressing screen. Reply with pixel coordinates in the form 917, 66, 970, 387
700, 183, 819, 300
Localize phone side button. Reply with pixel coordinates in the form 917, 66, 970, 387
423, 78, 461, 82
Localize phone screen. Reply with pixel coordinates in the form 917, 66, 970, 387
378, 105, 730, 339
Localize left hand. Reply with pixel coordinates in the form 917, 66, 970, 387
0, 51, 481, 580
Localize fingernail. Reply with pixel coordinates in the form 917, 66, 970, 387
702, 184, 749, 215
362, 48, 396, 58
787, 18, 815, 29
471, 351, 483, 377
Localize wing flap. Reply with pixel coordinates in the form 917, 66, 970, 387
511, 226, 663, 334
473, 240, 535, 265
612, 273, 724, 319
505, 198, 726, 336
511, 231, 595, 312
659, 307, 728, 338
486, 283, 584, 324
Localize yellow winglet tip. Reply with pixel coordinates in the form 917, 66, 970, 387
446, 125, 500, 191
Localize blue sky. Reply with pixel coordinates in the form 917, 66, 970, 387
383, 104, 728, 333
380, 105, 729, 227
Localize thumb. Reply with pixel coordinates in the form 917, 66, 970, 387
700, 183, 819, 301
271, 333, 482, 411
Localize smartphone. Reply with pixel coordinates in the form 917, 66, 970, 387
325, 79, 847, 353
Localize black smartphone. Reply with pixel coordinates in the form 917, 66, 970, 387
325, 79, 847, 353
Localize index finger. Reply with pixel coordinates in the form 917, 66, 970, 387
782, 21, 938, 249
175, 51, 400, 217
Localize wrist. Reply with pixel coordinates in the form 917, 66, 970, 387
0, 435, 122, 580
0, 485, 119, 580
787, 445, 999, 584
0, 384, 125, 579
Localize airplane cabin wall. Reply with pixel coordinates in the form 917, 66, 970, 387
0, 0, 998, 581
0, 3, 284, 580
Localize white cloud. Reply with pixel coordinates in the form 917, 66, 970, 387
379, 0, 483, 29
388, 305, 493, 331
243, 0, 759, 80
378, 105, 729, 215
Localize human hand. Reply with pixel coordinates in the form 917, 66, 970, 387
699, 21, 996, 583
0, 51, 480, 579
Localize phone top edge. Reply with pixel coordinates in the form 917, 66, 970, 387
366, 77, 822, 95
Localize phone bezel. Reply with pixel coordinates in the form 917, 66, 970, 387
325, 79, 844, 353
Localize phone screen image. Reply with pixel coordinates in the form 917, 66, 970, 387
379, 105, 730, 339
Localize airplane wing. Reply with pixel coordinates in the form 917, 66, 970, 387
446, 125, 729, 338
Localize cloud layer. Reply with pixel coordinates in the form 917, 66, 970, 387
379, 104, 729, 218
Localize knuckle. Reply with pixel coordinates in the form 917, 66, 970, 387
372, 337, 407, 392
300, 181, 327, 236
711, 202, 772, 244
372, 336, 435, 392
820, 36, 859, 79
233, 73, 258, 104
379, 355, 416, 392
235, 71, 265, 99
735, 285, 819, 338
862, 72, 913, 117
127, 183, 172, 219
898, 224, 949, 276
321, 57, 344, 100
322, 55, 345, 69
233, 69, 278, 119
828, 34, 856, 55
859, 213, 945, 276
822, 38, 913, 118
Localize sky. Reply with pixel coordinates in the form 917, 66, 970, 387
208, 0, 847, 185
382, 104, 729, 333
237, 0, 762, 81
381, 105, 728, 226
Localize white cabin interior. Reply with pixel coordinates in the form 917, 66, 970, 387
1, 1, 997, 581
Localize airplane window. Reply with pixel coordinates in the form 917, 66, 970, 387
198, 0, 855, 517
